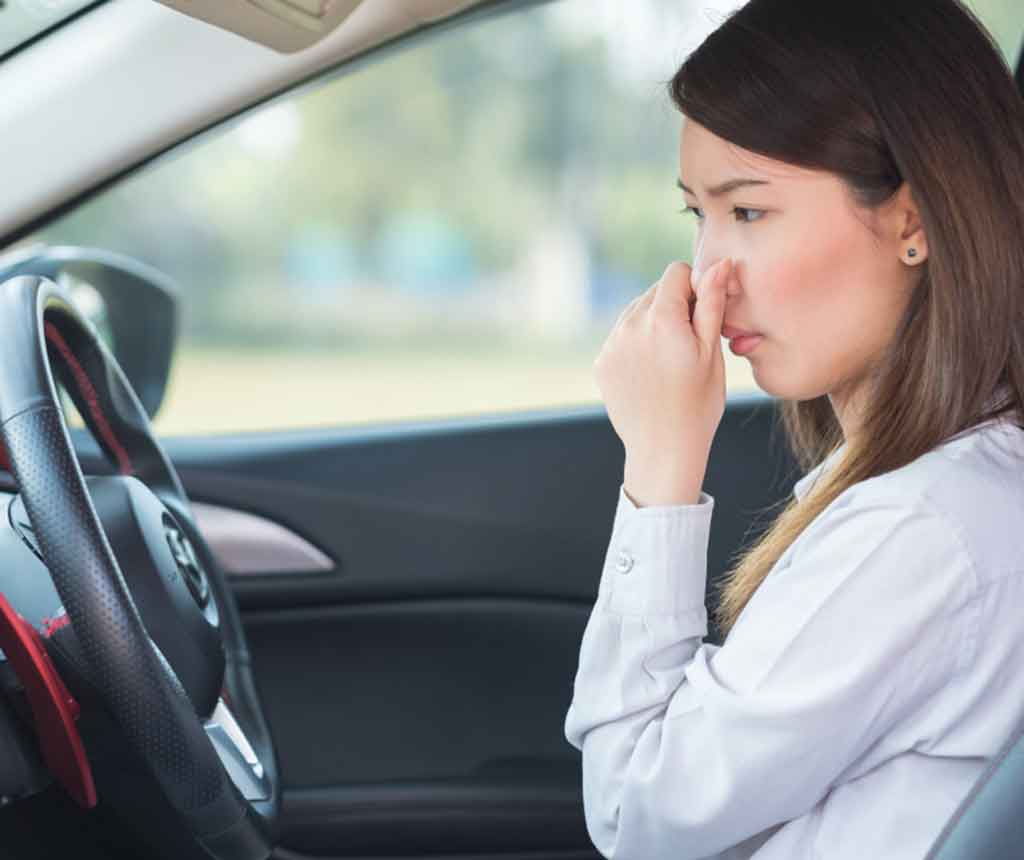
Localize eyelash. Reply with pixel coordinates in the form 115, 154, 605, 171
680, 206, 765, 224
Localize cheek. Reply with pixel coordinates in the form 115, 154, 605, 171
756, 222, 862, 334
751, 252, 827, 330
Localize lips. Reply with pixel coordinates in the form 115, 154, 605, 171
721, 324, 761, 339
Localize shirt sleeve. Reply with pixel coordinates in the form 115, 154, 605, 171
563, 484, 976, 860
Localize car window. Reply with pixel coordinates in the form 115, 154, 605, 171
27, 0, 1024, 435
973, 0, 1024, 63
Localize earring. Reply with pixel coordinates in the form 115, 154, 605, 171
907, 248, 917, 259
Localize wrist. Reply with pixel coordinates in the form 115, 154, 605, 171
623, 458, 705, 508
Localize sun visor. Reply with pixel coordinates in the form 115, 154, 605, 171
153, 0, 365, 53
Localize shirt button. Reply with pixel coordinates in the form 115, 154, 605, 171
615, 550, 634, 574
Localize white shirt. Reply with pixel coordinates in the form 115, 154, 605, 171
564, 409, 1024, 859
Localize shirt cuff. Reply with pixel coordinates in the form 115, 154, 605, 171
600, 483, 715, 617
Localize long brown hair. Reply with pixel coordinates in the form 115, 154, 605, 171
668, 0, 1024, 638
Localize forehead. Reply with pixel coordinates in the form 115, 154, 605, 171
678, 117, 819, 187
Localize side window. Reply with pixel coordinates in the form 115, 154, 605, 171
31, 0, 1023, 435
33, 0, 755, 435
967, 0, 1024, 64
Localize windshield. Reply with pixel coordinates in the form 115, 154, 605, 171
0, 0, 102, 59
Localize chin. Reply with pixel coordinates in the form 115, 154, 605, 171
751, 368, 827, 403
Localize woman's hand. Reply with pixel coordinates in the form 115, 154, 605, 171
594, 257, 733, 507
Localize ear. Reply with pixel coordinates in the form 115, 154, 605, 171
891, 181, 929, 265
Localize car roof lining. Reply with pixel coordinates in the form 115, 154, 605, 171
0, 0, 549, 248
155, 0, 477, 54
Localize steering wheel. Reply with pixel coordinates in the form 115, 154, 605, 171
0, 275, 279, 859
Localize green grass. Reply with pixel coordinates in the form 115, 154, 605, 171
152, 345, 760, 435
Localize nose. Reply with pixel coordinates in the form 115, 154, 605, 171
691, 230, 737, 291
692, 250, 741, 296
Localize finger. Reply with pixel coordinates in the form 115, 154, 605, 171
598, 287, 653, 371
651, 261, 696, 318
611, 283, 657, 334
692, 258, 732, 351
630, 284, 658, 321
608, 298, 640, 339
658, 257, 727, 327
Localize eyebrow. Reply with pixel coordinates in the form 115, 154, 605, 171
676, 177, 772, 197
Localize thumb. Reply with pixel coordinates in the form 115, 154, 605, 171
692, 258, 731, 349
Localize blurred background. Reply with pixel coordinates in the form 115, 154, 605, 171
21, 0, 1024, 434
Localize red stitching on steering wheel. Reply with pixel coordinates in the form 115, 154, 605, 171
44, 321, 134, 476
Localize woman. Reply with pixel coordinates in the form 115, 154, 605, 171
563, 1, 1024, 858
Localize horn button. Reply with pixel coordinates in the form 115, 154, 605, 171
164, 518, 210, 609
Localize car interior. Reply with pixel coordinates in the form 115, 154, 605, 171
0, 1, 1023, 859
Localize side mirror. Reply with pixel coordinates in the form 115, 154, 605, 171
0, 244, 179, 420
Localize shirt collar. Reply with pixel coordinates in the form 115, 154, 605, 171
793, 442, 846, 502
791, 383, 1014, 502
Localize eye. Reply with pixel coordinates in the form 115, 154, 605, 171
680, 206, 766, 224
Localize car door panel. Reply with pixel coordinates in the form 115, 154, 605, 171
75, 394, 797, 858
